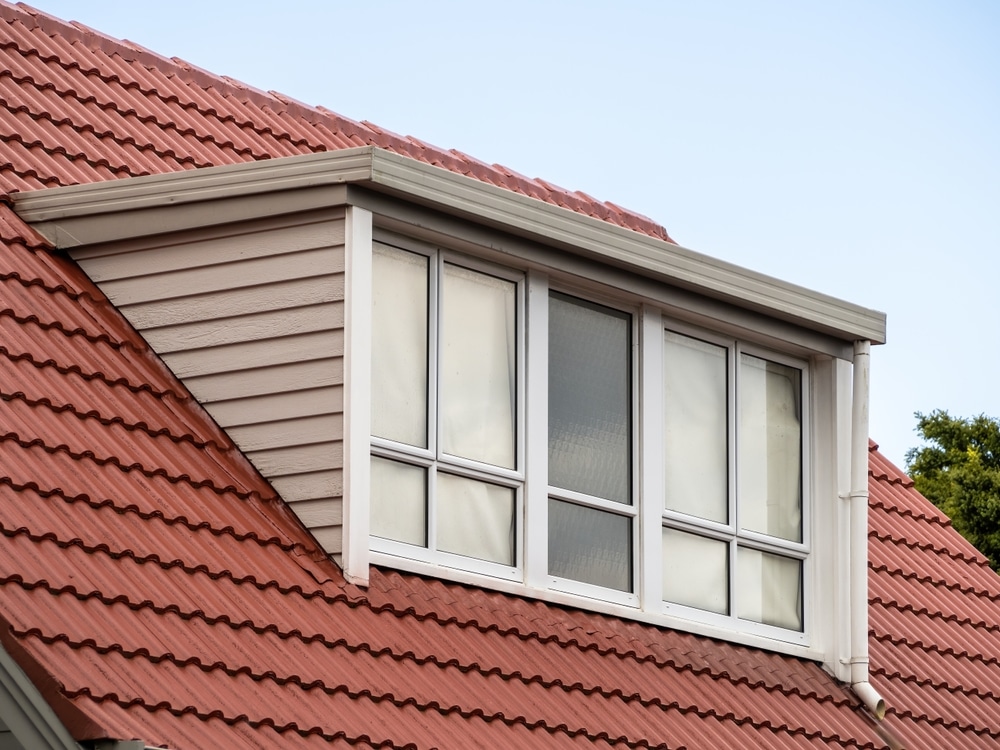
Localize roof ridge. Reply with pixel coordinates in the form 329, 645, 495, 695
0, 477, 297, 550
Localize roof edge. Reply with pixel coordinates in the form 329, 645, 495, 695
13, 148, 886, 344
0, 621, 94, 748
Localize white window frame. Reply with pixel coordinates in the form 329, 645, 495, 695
649, 314, 811, 645
368, 237, 526, 582
539, 280, 641, 608
359, 229, 832, 655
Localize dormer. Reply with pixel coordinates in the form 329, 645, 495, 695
14, 147, 886, 705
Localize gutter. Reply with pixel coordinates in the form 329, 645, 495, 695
848, 339, 886, 719
12, 147, 886, 345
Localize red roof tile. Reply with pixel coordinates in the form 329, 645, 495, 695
0, 2, 997, 748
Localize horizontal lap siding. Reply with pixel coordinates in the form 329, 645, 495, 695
72, 214, 347, 554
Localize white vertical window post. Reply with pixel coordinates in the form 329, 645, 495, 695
640, 306, 663, 610
524, 271, 549, 590
343, 206, 373, 586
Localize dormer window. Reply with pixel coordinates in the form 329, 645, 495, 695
363, 233, 815, 644
17, 148, 884, 667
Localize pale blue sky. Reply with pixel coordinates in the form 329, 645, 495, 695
35, 0, 1000, 468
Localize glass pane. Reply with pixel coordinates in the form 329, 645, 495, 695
548, 499, 631, 592
440, 264, 517, 469
737, 547, 802, 631
370, 456, 425, 547
437, 474, 515, 565
371, 245, 428, 447
661, 527, 728, 614
663, 331, 728, 523
739, 354, 802, 542
548, 293, 631, 504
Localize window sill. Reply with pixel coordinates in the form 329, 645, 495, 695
368, 551, 819, 659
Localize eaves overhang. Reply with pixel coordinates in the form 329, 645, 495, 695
13, 146, 886, 344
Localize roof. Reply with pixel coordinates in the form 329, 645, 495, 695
0, 2, 997, 748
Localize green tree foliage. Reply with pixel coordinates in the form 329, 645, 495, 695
905, 410, 1000, 570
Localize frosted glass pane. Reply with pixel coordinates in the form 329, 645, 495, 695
661, 528, 728, 614
548, 294, 631, 504
371, 245, 427, 447
737, 547, 802, 631
437, 474, 514, 565
663, 331, 728, 523
548, 499, 631, 592
440, 265, 516, 468
739, 355, 802, 542
370, 456, 425, 547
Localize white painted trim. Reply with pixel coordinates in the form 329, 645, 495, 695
0, 639, 81, 750
368, 549, 822, 659
524, 271, 549, 590
640, 306, 664, 611
343, 206, 373, 586
15, 147, 885, 343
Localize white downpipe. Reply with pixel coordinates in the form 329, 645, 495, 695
849, 340, 886, 720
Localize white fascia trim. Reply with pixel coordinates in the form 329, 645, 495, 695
0, 640, 81, 750
342, 205, 373, 587
13, 147, 886, 344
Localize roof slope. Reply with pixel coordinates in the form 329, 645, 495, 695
0, 2, 997, 748
0, 1, 672, 242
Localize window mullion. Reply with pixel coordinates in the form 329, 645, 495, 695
640, 305, 663, 613
427, 250, 442, 552
524, 270, 549, 589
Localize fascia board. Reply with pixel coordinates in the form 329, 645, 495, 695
13, 146, 886, 343
0, 641, 80, 750
366, 150, 886, 343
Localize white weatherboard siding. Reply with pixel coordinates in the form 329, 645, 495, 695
71, 212, 348, 553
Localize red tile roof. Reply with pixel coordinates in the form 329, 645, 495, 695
0, 2, 997, 748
